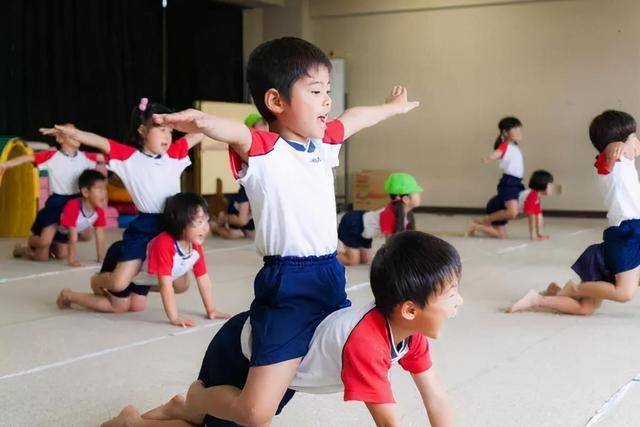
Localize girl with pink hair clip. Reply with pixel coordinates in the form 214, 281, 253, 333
41, 98, 204, 299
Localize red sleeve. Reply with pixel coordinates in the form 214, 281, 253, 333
93, 207, 107, 228
342, 330, 394, 404
167, 137, 189, 159
192, 244, 208, 277
496, 142, 508, 159
523, 190, 542, 215
594, 152, 619, 175
33, 149, 57, 166
83, 152, 100, 163
322, 119, 344, 145
108, 140, 136, 161
60, 199, 80, 228
229, 129, 279, 179
379, 205, 397, 235
398, 334, 432, 374
147, 234, 176, 276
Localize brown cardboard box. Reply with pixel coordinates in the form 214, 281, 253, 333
353, 170, 394, 211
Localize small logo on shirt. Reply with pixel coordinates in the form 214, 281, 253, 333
310, 157, 322, 163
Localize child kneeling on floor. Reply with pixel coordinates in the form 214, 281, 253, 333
57, 192, 229, 327
102, 230, 461, 427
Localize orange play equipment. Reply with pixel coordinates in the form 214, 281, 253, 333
0, 137, 39, 237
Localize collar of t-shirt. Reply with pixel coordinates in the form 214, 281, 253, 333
140, 150, 163, 160
594, 151, 620, 175
79, 200, 96, 218
385, 318, 409, 361
285, 139, 317, 153
59, 149, 79, 158
174, 241, 193, 259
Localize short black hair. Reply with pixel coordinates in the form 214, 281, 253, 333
528, 169, 554, 191
589, 110, 636, 153
124, 100, 174, 149
370, 231, 462, 318
246, 37, 332, 122
78, 169, 106, 190
162, 192, 209, 240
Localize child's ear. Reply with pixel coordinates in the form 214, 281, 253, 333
264, 89, 285, 116
80, 187, 90, 198
400, 301, 417, 321
137, 124, 146, 136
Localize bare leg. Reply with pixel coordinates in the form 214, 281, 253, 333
468, 223, 507, 239
91, 259, 143, 293
56, 288, 131, 313
26, 225, 58, 261
102, 405, 195, 427
143, 395, 203, 425
507, 289, 601, 315
180, 360, 300, 426
338, 247, 361, 266
559, 267, 640, 303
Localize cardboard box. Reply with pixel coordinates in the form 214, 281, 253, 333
352, 170, 394, 211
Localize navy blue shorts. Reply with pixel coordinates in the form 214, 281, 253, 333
100, 241, 150, 298
249, 253, 350, 366
485, 174, 524, 226
571, 243, 614, 283
338, 211, 373, 249
199, 312, 295, 426
116, 213, 161, 262
603, 219, 640, 276
31, 193, 78, 235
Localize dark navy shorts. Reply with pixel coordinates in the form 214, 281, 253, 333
338, 211, 373, 249
31, 193, 78, 235
116, 213, 161, 262
603, 219, 640, 277
100, 240, 150, 298
485, 174, 524, 226
199, 312, 295, 426
249, 252, 350, 366
571, 243, 614, 283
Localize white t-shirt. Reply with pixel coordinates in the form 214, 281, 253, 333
33, 149, 98, 195
496, 142, 524, 179
229, 121, 344, 257
107, 139, 191, 214
597, 156, 640, 226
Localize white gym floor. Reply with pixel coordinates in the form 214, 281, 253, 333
1, 214, 639, 427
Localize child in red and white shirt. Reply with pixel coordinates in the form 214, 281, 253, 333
338, 172, 423, 266
468, 170, 554, 240
56, 193, 229, 327
58, 170, 108, 266
3, 124, 105, 261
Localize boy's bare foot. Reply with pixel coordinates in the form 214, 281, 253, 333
56, 289, 72, 309
507, 290, 542, 313
91, 280, 107, 296
465, 223, 478, 237
101, 405, 142, 427
13, 243, 29, 258
142, 394, 201, 423
543, 282, 561, 296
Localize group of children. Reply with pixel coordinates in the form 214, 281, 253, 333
3, 34, 640, 426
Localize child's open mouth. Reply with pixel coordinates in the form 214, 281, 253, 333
317, 115, 327, 125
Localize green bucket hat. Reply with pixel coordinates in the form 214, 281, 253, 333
244, 112, 263, 128
384, 173, 423, 195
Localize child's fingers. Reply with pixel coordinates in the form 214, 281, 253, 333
39, 127, 57, 135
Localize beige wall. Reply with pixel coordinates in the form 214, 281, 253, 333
309, 0, 640, 211
245, 0, 640, 211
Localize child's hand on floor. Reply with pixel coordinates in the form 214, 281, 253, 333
385, 86, 420, 114
171, 316, 196, 328
534, 234, 550, 241
207, 310, 231, 320
68, 259, 83, 267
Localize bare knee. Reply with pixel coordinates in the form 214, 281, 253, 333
128, 299, 147, 312
615, 289, 635, 303
173, 278, 190, 294
238, 403, 275, 426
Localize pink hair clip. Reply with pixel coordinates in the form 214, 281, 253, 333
139, 97, 149, 112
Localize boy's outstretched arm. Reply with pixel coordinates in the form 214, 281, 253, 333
153, 110, 252, 161
339, 86, 419, 140
412, 370, 454, 427
0, 155, 35, 173
482, 149, 503, 164
365, 403, 401, 427
40, 125, 110, 153
95, 227, 106, 262
67, 228, 82, 267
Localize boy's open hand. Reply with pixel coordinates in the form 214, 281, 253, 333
171, 316, 196, 328
207, 310, 231, 320
386, 85, 420, 114
39, 124, 78, 139
153, 109, 213, 134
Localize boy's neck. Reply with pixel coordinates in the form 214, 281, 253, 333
81, 198, 95, 214
60, 145, 78, 156
387, 316, 413, 346
177, 239, 191, 253
270, 122, 309, 145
